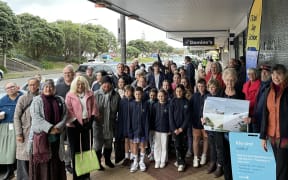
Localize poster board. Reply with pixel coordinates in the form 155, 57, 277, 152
229, 132, 275, 180
203, 97, 249, 132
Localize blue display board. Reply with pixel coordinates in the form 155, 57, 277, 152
229, 132, 276, 180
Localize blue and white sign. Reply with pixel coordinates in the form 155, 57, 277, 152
229, 132, 276, 180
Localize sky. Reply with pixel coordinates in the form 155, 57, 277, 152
2, 0, 183, 48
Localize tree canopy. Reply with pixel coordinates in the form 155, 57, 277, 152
0, 1, 20, 52
1, 1, 177, 64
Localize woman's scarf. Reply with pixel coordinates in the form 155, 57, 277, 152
32, 94, 61, 163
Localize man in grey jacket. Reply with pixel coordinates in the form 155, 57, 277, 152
93, 76, 121, 170
14, 78, 40, 180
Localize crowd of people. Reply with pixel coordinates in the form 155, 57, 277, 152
0, 55, 287, 180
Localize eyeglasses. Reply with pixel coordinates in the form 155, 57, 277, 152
5, 86, 15, 90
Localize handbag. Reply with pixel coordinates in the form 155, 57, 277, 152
75, 130, 100, 176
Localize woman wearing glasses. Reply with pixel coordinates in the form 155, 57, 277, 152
0, 82, 23, 179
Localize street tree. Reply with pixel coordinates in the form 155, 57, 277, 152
16, 13, 64, 60
126, 46, 140, 58
0, 1, 20, 66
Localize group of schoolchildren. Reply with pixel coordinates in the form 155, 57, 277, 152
116, 69, 220, 173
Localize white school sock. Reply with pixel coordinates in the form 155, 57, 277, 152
140, 153, 145, 162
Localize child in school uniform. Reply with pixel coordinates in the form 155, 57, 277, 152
128, 87, 149, 173
161, 79, 174, 101
151, 89, 170, 168
169, 84, 190, 172
147, 88, 158, 161
190, 79, 209, 168
202, 79, 223, 176
117, 85, 134, 166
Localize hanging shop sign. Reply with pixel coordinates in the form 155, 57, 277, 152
183, 37, 214, 46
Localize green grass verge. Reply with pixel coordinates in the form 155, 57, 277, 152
113, 57, 156, 63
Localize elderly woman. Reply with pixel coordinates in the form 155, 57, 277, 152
0, 82, 23, 179
14, 78, 40, 180
242, 68, 261, 132
29, 79, 67, 180
65, 76, 98, 179
205, 62, 224, 88
260, 64, 288, 180
215, 68, 244, 179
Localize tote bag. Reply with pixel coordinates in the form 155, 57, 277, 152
75, 130, 100, 176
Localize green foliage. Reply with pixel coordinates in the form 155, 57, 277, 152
128, 39, 149, 53
16, 13, 64, 60
127, 39, 174, 55
0, 1, 20, 53
0, 64, 7, 73
126, 46, 140, 58
41, 60, 54, 69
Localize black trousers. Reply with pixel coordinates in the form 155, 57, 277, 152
173, 132, 187, 166
215, 132, 232, 180
67, 127, 92, 180
17, 160, 29, 180
272, 144, 288, 180
208, 132, 217, 163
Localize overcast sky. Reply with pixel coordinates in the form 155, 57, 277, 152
3, 0, 183, 48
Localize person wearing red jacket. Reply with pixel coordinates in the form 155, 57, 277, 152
242, 68, 261, 132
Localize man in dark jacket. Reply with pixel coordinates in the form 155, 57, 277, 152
252, 64, 271, 133
113, 63, 132, 87
147, 61, 165, 90
184, 56, 196, 91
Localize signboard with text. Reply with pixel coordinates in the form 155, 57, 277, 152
183, 37, 214, 46
229, 132, 276, 180
246, 0, 262, 76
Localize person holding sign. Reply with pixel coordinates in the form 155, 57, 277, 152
218, 68, 244, 180
260, 64, 288, 180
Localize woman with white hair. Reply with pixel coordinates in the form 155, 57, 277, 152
65, 76, 98, 179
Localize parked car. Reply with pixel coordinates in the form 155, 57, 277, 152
76, 63, 116, 76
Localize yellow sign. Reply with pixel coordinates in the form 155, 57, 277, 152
246, 0, 262, 50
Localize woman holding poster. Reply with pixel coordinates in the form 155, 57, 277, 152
218, 68, 244, 180
260, 64, 288, 180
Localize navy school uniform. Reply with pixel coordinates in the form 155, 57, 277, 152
128, 100, 150, 141
190, 91, 209, 129
117, 96, 134, 140
169, 97, 190, 132
169, 97, 190, 166
147, 99, 158, 131
151, 101, 170, 133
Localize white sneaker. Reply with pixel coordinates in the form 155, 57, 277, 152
155, 162, 160, 169
174, 161, 178, 167
178, 165, 185, 172
130, 161, 138, 173
193, 156, 199, 168
160, 162, 166, 168
139, 161, 146, 171
200, 154, 207, 165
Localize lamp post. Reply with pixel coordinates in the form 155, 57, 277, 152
78, 18, 98, 64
